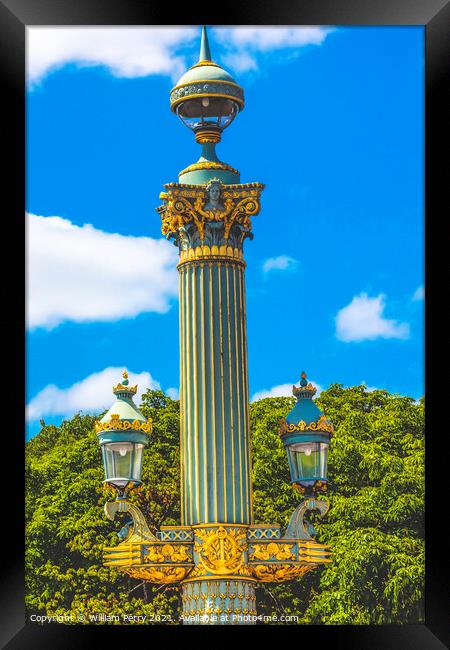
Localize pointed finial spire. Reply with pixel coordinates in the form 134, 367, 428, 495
112, 369, 137, 395
292, 371, 317, 398
199, 25, 212, 62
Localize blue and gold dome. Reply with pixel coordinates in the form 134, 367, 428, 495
283, 373, 331, 431
170, 26, 244, 115
96, 371, 150, 431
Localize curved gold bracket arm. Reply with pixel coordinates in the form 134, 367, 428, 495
284, 498, 330, 541
104, 500, 157, 543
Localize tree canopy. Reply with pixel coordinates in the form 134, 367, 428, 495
25, 385, 424, 624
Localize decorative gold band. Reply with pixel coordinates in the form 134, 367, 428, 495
195, 130, 221, 144
177, 245, 245, 269
171, 78, 244, 93
181, 575, 257, 584
171, 92, 244, 112
189, 61, 222, 69
95, 417, 153, 434
178, 161, 239, 177
279, 416, 334, 435
113, 382, 137, 394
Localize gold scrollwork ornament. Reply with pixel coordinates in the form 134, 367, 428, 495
95, 415, 153, 434
251, 564, 315, 583
279, 415, 333, 435
145, 543, 192, 564
159, 185, 263, 242
194, 526, 247, 575
249, 542, 296, 561
124, 566, 191, 583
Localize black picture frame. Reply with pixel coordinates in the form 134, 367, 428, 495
2, 0, 448, 647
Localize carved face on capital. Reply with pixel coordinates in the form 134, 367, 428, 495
209, 184, 220, 202
205, 181, 223, 211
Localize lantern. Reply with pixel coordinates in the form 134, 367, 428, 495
170, 26, 244, 144
279, 372, 332, 493
96, 371, 152, 495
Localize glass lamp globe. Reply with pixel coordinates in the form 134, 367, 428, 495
100, 438, 147, 492
175, 96, 240, 134
170, 26, 244, 144
285, 440, 330, 490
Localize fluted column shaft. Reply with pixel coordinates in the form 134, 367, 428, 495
179, 259, 252, 525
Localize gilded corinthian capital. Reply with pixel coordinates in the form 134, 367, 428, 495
156, 181, 264, 257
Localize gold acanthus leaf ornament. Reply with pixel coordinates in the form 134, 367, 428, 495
113, 383, 138, 394
124, 566, 191, 584
95, 417, 153, 434
279, 415, 333, 436
251, 564, 315, 583
159, 185, 263, 242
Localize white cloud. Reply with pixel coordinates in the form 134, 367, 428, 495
335, 293, 410, 342
166, 387, 180, 400
26, 26, 333, 86
222, 51, 258, 73
26, 367, 160, 421
251, 380, 322, 402
262, 255, 298, 273
27, 213, 178, 329
214, 26, 331, 51
214, 26, 332, 74
27, 26, 197, 84
412, 285, 425, 301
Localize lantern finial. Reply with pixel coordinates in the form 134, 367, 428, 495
199, 25, 212, 62
113, 370, 137, 395
293, 372, 316, 397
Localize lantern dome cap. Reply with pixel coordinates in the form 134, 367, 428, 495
95, 370, 151, 434
281, 371, 333, 432
170, 25, 244, 112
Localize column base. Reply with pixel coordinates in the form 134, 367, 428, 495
181, 578, 256, 625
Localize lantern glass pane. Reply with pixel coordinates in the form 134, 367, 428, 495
319, 442, 328, 479
288, 441, 329, 483
131, 443, 145, 482
102, 442, 145, 486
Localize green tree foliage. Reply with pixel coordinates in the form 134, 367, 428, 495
26, 385, 424, 624
252, 385, 424, 624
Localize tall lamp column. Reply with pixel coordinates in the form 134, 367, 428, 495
98, 26, 332, 626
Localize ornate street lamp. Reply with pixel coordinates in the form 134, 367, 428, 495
96, 371, 152, 497
97, 27, 333, 625
279, 372, 332, 495
279, 372, 333, 542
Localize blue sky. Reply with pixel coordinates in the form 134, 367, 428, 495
26, 26, 424, 439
